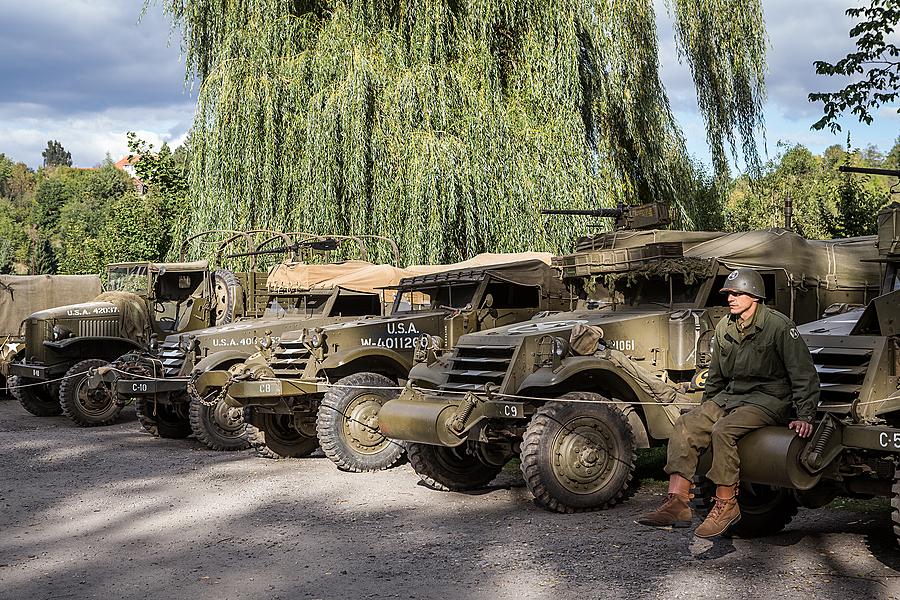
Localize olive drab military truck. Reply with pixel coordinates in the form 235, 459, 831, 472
1, 274, 102, 395
686, 168, 900, 541
377, 219, 882, 514
221, 255, 572, 468
7, 229, 287, 425
88, 235, 402, 447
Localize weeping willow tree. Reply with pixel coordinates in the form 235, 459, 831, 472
159, 0, 766, 264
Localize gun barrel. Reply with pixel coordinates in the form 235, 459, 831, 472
226, 246, 293, 259
541, 208, 621, 218
839, 165, 900, 177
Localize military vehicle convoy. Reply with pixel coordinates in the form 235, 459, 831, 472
88, 235, 404, 447
377, 221, 882, 513
221, 256, 571, 470
1, 274, 102, 395
7, 230, 291, 425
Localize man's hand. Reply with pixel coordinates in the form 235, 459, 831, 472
789, 420, 813, 438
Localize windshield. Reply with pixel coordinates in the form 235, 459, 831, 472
607, 274, 701, 308
107, 265, 150, 294
392, 283, 479, 313
264, 292, 333, 317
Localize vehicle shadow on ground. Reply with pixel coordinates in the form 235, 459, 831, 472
1, 407, 898, 600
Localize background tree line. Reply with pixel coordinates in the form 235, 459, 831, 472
0, 137, 188, 275
1, 135, 897, 276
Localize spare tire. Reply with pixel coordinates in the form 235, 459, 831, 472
213, 269, 242, 325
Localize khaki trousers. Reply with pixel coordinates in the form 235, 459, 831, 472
664, 400, 776, 485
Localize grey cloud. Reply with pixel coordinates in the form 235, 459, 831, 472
0, 0, 192, 115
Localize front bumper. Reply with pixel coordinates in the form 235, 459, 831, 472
224, 378, 320, 408
9, 361, 68, 381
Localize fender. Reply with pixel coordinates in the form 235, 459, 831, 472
191, 349, 252, 394
44, 336, 142, 356
318, 346, 412, 377
518, 355, 680, 441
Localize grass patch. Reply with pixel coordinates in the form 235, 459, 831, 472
635, 446, 668, 484
827, 495, 891, 512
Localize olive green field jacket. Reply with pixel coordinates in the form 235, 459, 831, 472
702, 303, 819, 423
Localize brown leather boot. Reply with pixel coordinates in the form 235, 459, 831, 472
636, 492, 693, 528
695, 484, 741, 538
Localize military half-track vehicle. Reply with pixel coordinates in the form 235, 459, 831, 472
377, 227, 882, 513
94, 235, 405, 448
1, 274, 102, 395
222, 255, 572, 469
686, 171, 900, 540
8, 229, 289, 425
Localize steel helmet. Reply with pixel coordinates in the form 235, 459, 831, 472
719, 268, 765, 299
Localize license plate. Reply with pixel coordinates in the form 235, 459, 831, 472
255, 380, 282, 396
485, 401, 525, 419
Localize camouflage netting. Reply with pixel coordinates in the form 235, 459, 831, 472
94, 292, 151, 343
595, 257, 717, 290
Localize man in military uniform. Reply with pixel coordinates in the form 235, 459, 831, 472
638, 267, 818, 537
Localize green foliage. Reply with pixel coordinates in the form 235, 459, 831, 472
31, 178, 71, 232
810, 0, 900, 132
41, 140, 72, 168
30, 236, 57, 275
98, 191, 169, 264
160, 0, 768, 264
724, 142, 893, 239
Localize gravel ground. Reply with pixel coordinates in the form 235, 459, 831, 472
1, 397, 899, 600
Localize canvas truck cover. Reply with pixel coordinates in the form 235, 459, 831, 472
394, 259, 568, 299
267, 253, 556, 294
563, 229, 880, 292
685, 229, 880, 291
267, 262, 431, 293
0, 274, 103, 337
575, 229, 726, 253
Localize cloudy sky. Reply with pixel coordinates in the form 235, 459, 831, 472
0, 0, 896, 170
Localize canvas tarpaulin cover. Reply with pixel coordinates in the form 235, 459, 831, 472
0, 274, 102, 337
93, 292, 151, 342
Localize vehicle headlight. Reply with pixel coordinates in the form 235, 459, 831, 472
52, 325, 72, 341
430, 335, 444, 352
309, 330, 325, 349
552, 336, 570, 359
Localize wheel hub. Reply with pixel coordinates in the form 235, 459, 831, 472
343, 395, 387, 453
77, 379, 115, 415
212, 400, 244, 432
552, 418, 615, 493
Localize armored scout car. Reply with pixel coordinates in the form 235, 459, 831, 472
221, 255, 572, 469
96, 235, 405, 447
689, 170, 900, 540
8, 229, 288, 425
377, 227, 881, 513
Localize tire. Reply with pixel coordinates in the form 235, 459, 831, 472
9, 375, 62, 417
317, 372, 404, 472
406, 442, 502, 491
134, 396, 192, 439
521, 393, 637, 513
213, 269, 241, 325
243, 409, 319, 459
59, 359, 122, 427
189, 394, 249, 451
892, 471, 900, 544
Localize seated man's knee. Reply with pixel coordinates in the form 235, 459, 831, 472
710, 420, 738, 444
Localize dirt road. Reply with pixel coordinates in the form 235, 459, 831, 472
0, 397, 898, 600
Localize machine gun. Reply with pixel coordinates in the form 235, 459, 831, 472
838, 165, 900, 178
541, 201, 672, 231
226, 237, 339, 259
